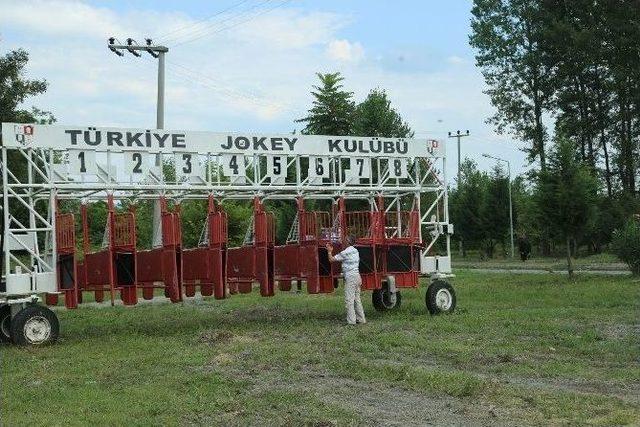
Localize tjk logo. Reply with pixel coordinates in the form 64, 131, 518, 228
14, 125, 34, 146
427, 139, 439, 154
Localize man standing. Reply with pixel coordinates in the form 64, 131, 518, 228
326, 235, 366, 325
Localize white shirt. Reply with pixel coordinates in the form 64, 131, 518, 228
334, 245, 360, 275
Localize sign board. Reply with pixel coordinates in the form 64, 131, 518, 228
2, 123, 445, 158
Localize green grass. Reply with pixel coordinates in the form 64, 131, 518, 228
1, 271, 639, 426
453, 252, 629, 271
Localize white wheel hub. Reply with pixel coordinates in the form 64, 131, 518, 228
23, 315, 51, 344
435, 288, 452, 311
385, 291, 397, 307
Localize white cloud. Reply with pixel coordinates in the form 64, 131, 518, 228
325, 39, 364, 62
0, 0, 528, 177
446, 55, 466, 65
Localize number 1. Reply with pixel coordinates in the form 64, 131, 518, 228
78, 151, 86, 173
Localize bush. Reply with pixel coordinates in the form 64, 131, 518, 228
611, 219, 640, 275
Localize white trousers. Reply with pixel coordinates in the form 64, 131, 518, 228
344, 273, 366, 325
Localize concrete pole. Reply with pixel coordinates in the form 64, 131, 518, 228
457, 135, 461, 186
156, 51, 165, 129
507, 160, 514, 258
152, 51, 166, 248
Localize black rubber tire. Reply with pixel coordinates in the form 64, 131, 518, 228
372, 288, 402, 312
10, 305, 60, 346
426, 280, 456, 315
0, 305, 11, 343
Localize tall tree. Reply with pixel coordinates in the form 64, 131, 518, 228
481, 164, 511, 257
0, 49, 54, 124
536, 138, 598, 276
351, 89, 413, 137
470, 0, 555, 170
449, 159, 489, 256
295, 72, 355, 135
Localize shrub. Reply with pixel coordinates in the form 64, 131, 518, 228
611, 219, 640, 275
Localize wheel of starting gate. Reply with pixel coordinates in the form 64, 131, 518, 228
10, 304, 60, 346
372, 288, 402, 312
0, 305, 11, 343
425, 280, 456, 315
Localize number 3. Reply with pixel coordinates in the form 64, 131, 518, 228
182, 154, 192, 174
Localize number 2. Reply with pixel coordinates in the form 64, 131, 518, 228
132, 153, 142, 174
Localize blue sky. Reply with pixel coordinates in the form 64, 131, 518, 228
0, 0, 528, 181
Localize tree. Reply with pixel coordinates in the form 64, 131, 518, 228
611, 218, 640, 275
536, 138, 598, 276
480, 164, 511, 258
295, 72, 355, 135
470, 0, 555, 170
449, 159, 489, 257
351, 89, 413, 137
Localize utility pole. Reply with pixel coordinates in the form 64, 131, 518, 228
483, 153, 514, 258
108, 37, 168, 129
108, 37, 168, 247
448, 130, 470, 186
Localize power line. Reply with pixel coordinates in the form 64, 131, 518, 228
157, 57, 290, 113
154, 0, 254, 43
163, 0, 274, 45
172, 0, 292, 48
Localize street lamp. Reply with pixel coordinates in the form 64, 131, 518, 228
483, 153, 514, 258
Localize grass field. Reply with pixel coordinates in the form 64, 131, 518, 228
1, 271, 639, 426
453, 252, 629, 272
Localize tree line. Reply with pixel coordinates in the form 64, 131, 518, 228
454, 0, 639, 274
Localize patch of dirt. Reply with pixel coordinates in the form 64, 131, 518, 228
247, 366, 513, 427
598, 322, 640, 341
499, 376, 640, 405
198, 330, 233, 344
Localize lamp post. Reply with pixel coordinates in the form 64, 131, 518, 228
483, 153, 514, 258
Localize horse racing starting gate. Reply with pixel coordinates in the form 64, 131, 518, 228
0, 123, 456, 345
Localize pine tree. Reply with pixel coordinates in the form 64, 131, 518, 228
536, 138, 598, 277
295, 72, 354, 135
352, 89, 413, 137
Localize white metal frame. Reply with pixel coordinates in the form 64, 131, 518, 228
1, 123, 453, 301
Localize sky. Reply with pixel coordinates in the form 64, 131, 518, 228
0, 0, 530, 182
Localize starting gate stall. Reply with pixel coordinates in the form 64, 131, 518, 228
378, 197, 421, 288
45, 203, 79, 309
76, 195, 138, 306
338, 197, 385, 290
227, 198, 275, 297
1, 122, 455, 345
274, 197, 336, 294
182, 195, 228, 299
135, 197, 182, 303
